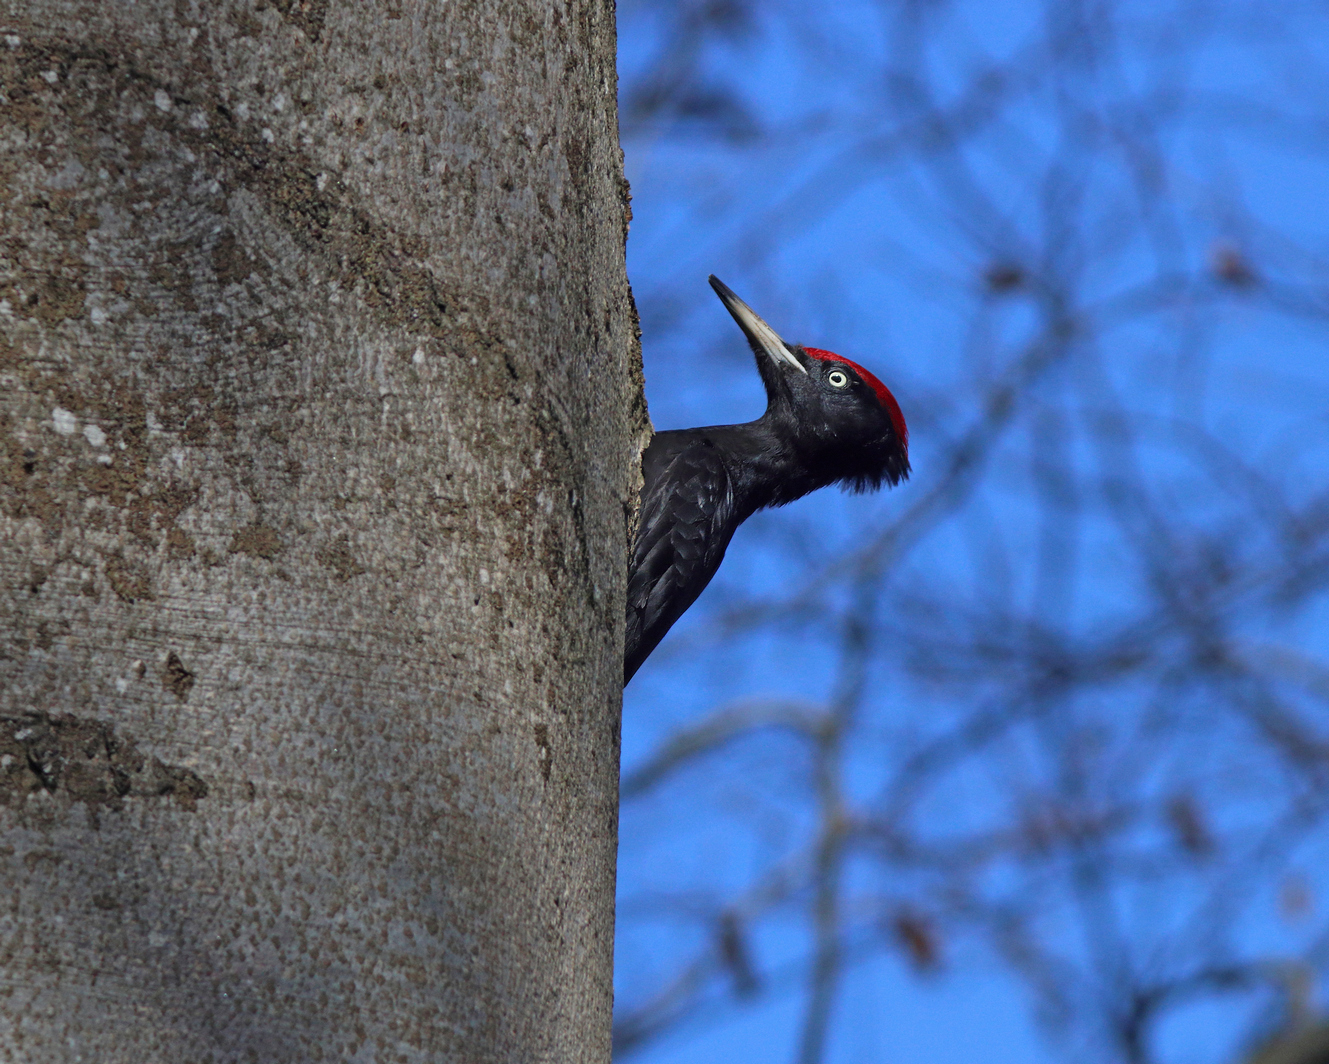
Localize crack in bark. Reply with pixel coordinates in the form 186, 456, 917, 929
161, 652, 196, 703
0, 712, 208, 811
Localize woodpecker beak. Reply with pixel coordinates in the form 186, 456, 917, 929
709, 275, 809, 375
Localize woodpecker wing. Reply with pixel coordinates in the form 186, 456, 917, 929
625, 433, 737, 684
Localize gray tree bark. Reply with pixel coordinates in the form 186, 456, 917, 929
0, 1, 646, 1060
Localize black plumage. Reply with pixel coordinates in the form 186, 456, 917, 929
624, 277, 910, 684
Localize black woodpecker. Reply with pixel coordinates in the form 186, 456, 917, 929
624, 276, 910, 684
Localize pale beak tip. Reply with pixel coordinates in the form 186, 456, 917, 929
708, 275, 807, 374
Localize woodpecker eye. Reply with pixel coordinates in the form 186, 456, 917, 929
827, 369, 850, 388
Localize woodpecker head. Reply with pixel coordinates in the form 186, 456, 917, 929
709, 275, 910, 492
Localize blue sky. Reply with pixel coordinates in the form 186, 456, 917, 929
614, 3, 1329, 1062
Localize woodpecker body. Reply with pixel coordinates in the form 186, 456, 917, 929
624, 277, 910, 684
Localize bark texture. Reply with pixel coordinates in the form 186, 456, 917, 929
0, 1, 646, 1060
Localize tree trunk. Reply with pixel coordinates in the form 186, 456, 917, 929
0, 1, 645, 1060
